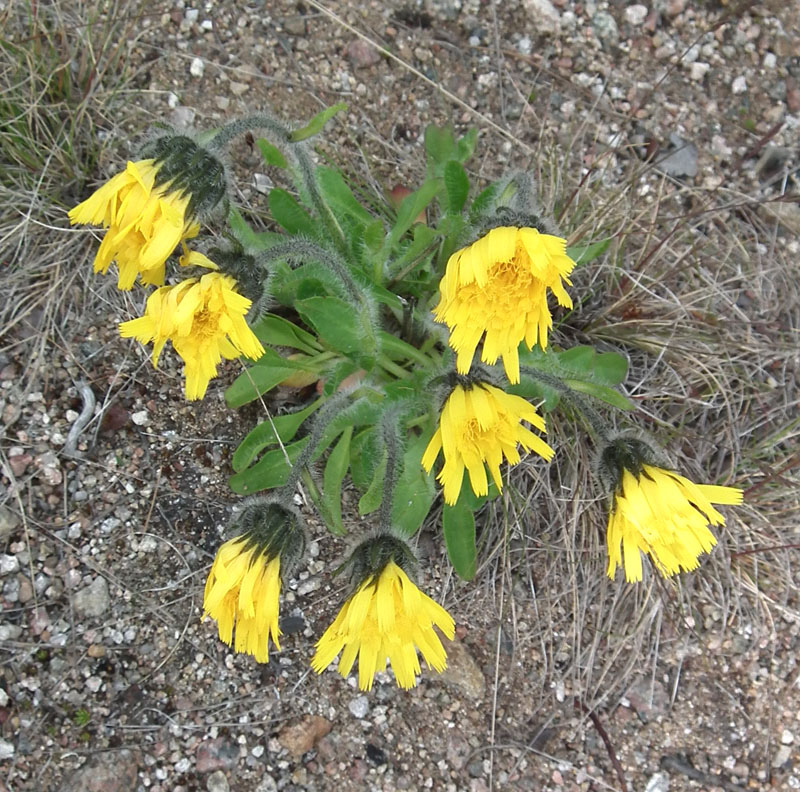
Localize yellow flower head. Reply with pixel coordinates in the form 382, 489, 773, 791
203, 499, 306, 663
119, 270, 265, 400
69, 159, 200, 290
203, 535, 282, 663
433, 226, 575, 384
607, 464, 743, 582
311, 560, 455, 691
422, 381, 554, 506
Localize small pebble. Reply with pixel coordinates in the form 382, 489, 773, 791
348, 695, 369, 718
731, 75, 747, 94
190, 57, 205, 78
625, 5, 648, 26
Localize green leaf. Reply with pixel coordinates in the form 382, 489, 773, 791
424, 125, 456, 166
455, 128, 478, 162
443, 496, 477, 580
563, 379, 634, 411
295, 296, 376, 364
252, 314, 321, 354
391, 433, 436, 536
269, 188, 317, 236
225, 349, 315, 408
349, 427, 377, 491
592, 352, 628, 386
289, 102, 347, 142
383, 179, 441, 253
232, 399, 322, 472
364, 219, 385, 253
320, 427, 353, 533
358, 448, 387, 516
229, 438, 308, 494
567, 238, 611, 266
443, 160, 469, 214
469, 183, 498, 221
317, 166, 373, 225
388, 223, 436, 277
228, 206, 285, 250
256, 139, 287, 168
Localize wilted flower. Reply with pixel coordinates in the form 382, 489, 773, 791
422, 381, 553, 505
119, 270, 264, 400
433, 226, 575, 383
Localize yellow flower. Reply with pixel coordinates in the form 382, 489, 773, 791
422, 382, 554, 505
311, 561, 455, 690
69, 159, 200, 290
607, 464, 743, 582
119, 271, 265, 400
203, 535, 282, 662
433, 226, 575, 383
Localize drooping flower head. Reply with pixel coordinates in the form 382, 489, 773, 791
433, 226, 575, 384
119, 269, 265, 400
599, 435, 743, 582
422, 380, 554, 505
203, 498, 306, 663
311, 535, 455, 691
69, 135, 226, 290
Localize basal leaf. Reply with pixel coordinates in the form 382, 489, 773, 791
228, 438, 308, 494
442, 496, 477, 580
256, 139, 287, 168
252, 314, 321, 354
231, 399, 322, 472
567, 238, 611, 266
391, 433, 436, 536
444, 160, 469, 214
289, 102, 347, 142
269, 188, 317, 236
225, 348, 315, 408
320, 426, 353, 534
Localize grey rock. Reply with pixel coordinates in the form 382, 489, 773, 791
0, 505, 20, 539
348, 694, 369, 718
206, 770, 230, 792
346, 39, 381, 68
521, 0, 560, 34
656, 133, 698, 178
625, 678, 670, 722
0, 738, 14, 760
439, 639, 485, 700
772, 744, 792, 768
62, 749, 141, 792
196, 737, 240, 773
0, 554, 20, 574
645, 771, 670, 792
254, 776, 278, 792
592, 12, 619, 47
73, 576, 110, 618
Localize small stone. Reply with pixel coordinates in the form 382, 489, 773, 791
644, 772, 669, 792
131, 410, 149, 426
73, 577, 110, 618
346, 39, 381, 68
0, 554, 20, 575
215, 96, 230, 111
196, 738, 239, 773
521, 0, 560, 34
206, 770, 229, 792
62, 749, 141, 792
656, 133, 698, 178
665, 0, 686, 16
591, 12, 619, 47
253, 777, 278, 792
0, 506, 20, 539
773, 745, 792, 768
277, 715, 333, 758
625, 5, 648, 26
17, 576, 33, 604
87, 644, 106, 658
689, 62, 709, 81
348, 695, 369, 719
787, 80, 800, 113
190, 57, 205, 78
781, 730, 794, 745
763, 52, 776, 69
0, 739, 14, 760
229, 81, 248, 97
625, 678, 670, 722
517, 36, 532, 55
184, 9, 199, 23
439, 639, 485, 700
731, 75, 747, 95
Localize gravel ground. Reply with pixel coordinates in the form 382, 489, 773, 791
2, 1, 800, 791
